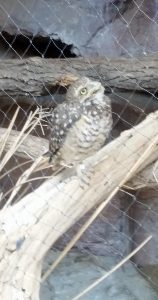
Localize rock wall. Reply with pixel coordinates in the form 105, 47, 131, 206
0, 0, 157, 58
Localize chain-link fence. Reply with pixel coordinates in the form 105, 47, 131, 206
0, 1, 158, 300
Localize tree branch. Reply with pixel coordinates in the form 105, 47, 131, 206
0, 110, 158, 299
0, 125, 157, 189
0, 55, 158, 99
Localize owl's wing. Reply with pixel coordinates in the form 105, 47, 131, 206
49, 102, 81, 156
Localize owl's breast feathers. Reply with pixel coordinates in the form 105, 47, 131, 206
49, 96, 112, 165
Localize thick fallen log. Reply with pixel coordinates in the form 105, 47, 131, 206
0, 110, 158, 299
0, 55, 158, 99
0, 125, 157, 190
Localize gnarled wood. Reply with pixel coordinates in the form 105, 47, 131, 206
0, 110, 158, 299
0, 55, 158, 99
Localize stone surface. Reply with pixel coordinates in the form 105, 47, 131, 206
54, 194, 131, 257
131, 190, 158, 266
0, 0, 158, 57
41, 250, 158, 300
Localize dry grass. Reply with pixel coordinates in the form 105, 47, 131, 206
0, 107, 48, 207
0, 108, 158, 299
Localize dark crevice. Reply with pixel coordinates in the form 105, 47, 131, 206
0, 31, 77, 59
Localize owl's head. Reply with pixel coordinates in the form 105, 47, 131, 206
66, 77, 104, 102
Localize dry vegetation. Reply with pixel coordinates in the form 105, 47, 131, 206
0, 106, 158, 299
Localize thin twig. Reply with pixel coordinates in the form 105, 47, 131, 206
0, 107, 20, 160
0, 160, 32, 181
71, 236, 152, 300
0, 108, 41, 171
4, 156, 44, 208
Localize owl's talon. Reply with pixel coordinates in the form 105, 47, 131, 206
77, 164, 93, 189
61, 162, 73, 169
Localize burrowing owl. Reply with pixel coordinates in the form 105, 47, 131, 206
49, 77, 112, 170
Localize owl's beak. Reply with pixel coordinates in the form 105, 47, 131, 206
92, 82, 104, 94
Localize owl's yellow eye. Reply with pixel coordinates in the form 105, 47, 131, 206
80, 87, 87, 95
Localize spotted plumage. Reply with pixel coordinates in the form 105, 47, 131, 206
49, 77, 112, 169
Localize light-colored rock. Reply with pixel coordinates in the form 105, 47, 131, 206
41, 250, 158, 300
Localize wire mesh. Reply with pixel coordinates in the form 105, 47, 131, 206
0, 1, 158, 300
